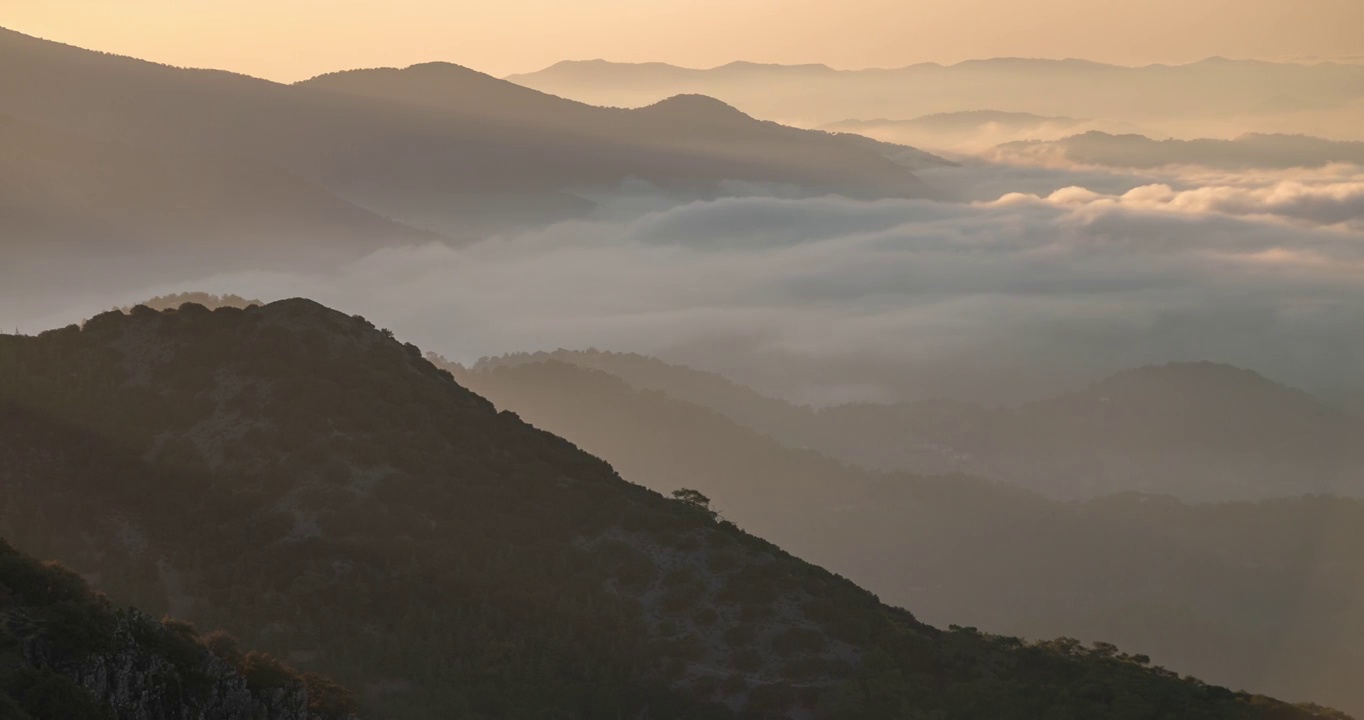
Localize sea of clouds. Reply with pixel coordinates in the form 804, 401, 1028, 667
11, 161, 1364, 405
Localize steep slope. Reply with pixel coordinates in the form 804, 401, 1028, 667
477, 351, 1364, 501
0, 27, 934, 245
0, 300, 1345, 720
452, 358, 1364, 716
0, 539, 354, 720
996, 131, 1364, 169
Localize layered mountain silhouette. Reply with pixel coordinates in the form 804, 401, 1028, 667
0, 300, 1346, 719
452, 354, 1364, 717
0, 113, 426, 258
0, 27, 935, 249
996, 131, 1364, 169
472, 351, 1364, 501
507, 58, 1364, 133
823, 111, 1091, 149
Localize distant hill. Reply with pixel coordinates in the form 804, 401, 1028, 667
297, 64, 951, 183
996, 131, 1364, 169
507, 57, 1364, 131
0, 27, 935, 248
0, 538, 354, 720
822, 111, 1105, 152
453, 355, 1364, 717
0, 113, 427, 270
472, 352, 1364, 501
0, 299, 1342, 720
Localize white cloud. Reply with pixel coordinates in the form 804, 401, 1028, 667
9, 166, 1364, 404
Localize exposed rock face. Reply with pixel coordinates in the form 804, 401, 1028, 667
10, 607, 319, 720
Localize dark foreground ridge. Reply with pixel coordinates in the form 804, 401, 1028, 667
0, 538, 355, 720
0, 299, 1351, 719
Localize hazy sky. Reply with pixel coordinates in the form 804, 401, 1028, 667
8, 0, 1364, 80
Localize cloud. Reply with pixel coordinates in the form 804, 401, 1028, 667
9, 167, 1364, 405
992, 175, 1364, 230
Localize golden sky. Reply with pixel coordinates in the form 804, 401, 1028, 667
7, 0, 1364, 80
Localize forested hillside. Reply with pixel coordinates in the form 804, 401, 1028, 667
453, 357, 1364, 716
0, 538, 354, 720
0, 300, 1349, 719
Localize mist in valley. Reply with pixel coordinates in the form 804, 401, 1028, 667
3, 7, 1364, 720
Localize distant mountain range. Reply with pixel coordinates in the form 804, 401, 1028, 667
471, 351, 1364, 502
453, 352, 1364, 716
821, 111, 1143, 152
0, 112, 427, 261
0, 299, 1345, 720
507, 58, 1364, 134
0, 27, 936, 254
995, 131, 1364, 169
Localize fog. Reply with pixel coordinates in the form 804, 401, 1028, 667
11, 160, 1362, 406
8, 17, 1364, 720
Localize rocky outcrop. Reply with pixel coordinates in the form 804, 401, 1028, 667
13, 609, 314, 720
0, 537, 351, 720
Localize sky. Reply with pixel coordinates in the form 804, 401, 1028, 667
6, 0, 1364, 81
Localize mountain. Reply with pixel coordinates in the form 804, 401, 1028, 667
0, 113, 430, 303
812, 362, 1364, 500
296, 66, 950, 181
0, 300, 1345, 720
506, 58, 1364, 135
0, 538, 354, 720
995, 131, 1364, 169
821, 111, 1109, 152
0, 27, 935, 246
476, 352, 1364, 501
451, 356, 1364, 716
847, 111, 1087, 131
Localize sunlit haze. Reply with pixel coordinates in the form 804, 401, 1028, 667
3, 4, 1364, 720
7, 0, 1364, 79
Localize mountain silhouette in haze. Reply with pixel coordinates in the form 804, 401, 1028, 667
822, 111, 1112, 152
0, 26, 936, 249
0, 299, 1346, 720
0, 113, 427, 259
997, 131, 1364, 169
829, 110, 1088, 133
454, 354, 1364, 717
473, 351, 1364, 501
296, 62, 946, 188
507, 58, 1364, 130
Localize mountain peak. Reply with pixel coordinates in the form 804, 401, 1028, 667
636, 93, 752, 122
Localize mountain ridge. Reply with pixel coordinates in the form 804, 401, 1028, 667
452, 353, 1364, 717
0, 298, 1347, 719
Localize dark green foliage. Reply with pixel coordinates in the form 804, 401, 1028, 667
0, 539, 345, 720
744, 682, 796, 718
302, 672, 359, 718
2, 667, 111, 720
242, 652, 300, 694
731, 647, 763, 673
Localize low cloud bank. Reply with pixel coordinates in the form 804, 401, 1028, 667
11, 167, 1364, 404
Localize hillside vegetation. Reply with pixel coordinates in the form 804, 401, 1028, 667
0, 300, 1350, 719
0, 538, 354, 720
453, 356, 1364, 716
